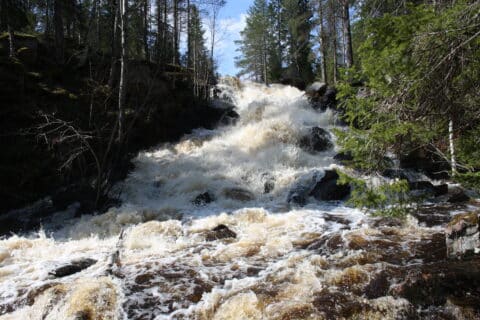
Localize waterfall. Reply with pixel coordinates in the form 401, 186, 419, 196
0, 81, 451, 319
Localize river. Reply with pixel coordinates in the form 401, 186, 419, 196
0, 81, 476, 319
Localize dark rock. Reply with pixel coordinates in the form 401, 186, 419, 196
392, 257, 480, 307
223, 187, 255, 202
205, 224, 237, 241
218, 109, 240, 126
382, 169, 410, 181
287, 191, 308, 206
334, 152, 353, 164
364, 271, 390, 299
49, 258, 97, 278
446, 212, 479, 258
287, 171, 323, 206
310, 170, 351, 201
261, 173, 275, 194
193, 192, 215, 206
448, 189, 470, 203
279, 78, 306, 90
309, 86, 337, 111
313, 289, 366, 319
305, 82, 328, 99
433, 184, 449, 197
400, 148, 450, 179
409, 181, 435, 190
299, 127, 333, 153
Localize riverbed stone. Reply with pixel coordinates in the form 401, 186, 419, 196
446, 212, 480, 258
223, 187, 255, 202
299, 127, 333, 153
448, 188, 470, 203
49, 258, 97, 278
205, 224, 237, 241
193, 192, 215, 206
309, 170, 351, 201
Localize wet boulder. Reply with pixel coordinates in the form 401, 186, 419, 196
219, 109, 240, 126
310, 170, 351, 201
223, 187, 255, 202
299, 127, 333, 153
305, 82, 328, 100
433, 184, 449, 197
287, 171, 323, 206
193, 192, 215, 206
446, 212, 480, 258
280, 77, 306, 90
205, 225, 237, 241
400, 148, 450, 180
392, 257, 480, 307
306, 82, 337, 111
261, 173, 275, 194
448, 187, 470, 203
49, 258, 97, 278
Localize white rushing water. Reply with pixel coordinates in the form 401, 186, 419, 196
0, 81, 455, 319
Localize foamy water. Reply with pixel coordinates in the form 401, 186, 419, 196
0, 81, 462, 319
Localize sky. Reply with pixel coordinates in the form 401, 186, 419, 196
214, 1, 253, 76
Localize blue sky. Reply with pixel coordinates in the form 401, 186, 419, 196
214, 1, 253, 76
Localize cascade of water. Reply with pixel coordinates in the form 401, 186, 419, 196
0, 81, 464, 319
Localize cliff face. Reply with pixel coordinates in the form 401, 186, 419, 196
0, 34, 227, 216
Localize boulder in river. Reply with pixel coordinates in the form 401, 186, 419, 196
448, 187, 471, 203
193, 192, 215, 206
49, 258, 97, 278
205, 225, 237, 241
310, 170, 351, 201
400, 148, 450, 180
261, 173, 275, 194
446, 212, 480, 258
223, 187, 255, 202
305, 82, 328, 99
299, 127, 333, 153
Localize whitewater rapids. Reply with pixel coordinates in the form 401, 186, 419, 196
0, 81, 467, 319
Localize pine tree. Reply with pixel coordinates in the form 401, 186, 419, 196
283, 0, 314, 83
235, 0, 271, 83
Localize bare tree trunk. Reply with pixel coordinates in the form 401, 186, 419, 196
95, 0, 100, 47
108, 0, 119, 87
186, 0, 191, 68
143, 0, 150, 61
8, 24, 15, 58
210, 11, 216, 72
45, 0, 51, 36
118, 0, 127, 141
449, 117, 457, 176
163, 0, 167, 64
173, 0, 179, 64
54, 0, 64, 64
329, 0, 338, 83
341, 0, 353, 68
319, 0, 328, 83
155, 0, 162, 63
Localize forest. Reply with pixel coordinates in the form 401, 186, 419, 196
0, 0, 228, 216
0, 0, 480, 319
